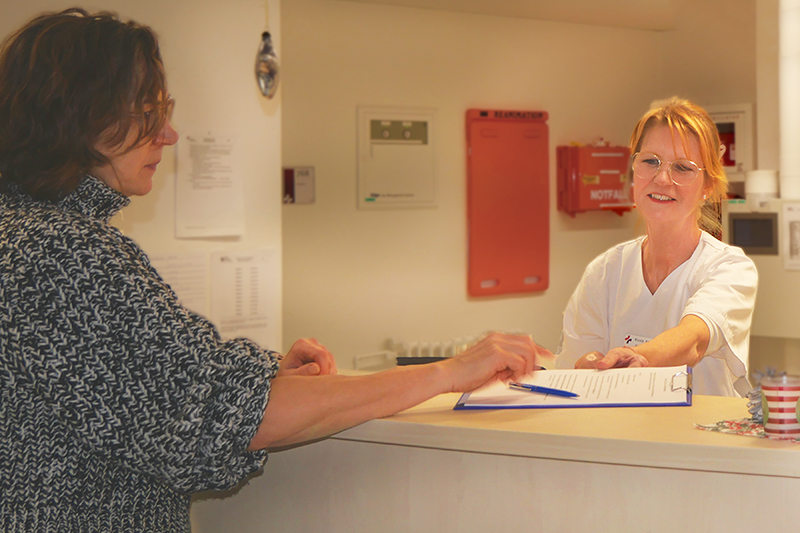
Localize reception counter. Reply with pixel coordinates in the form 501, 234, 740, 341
192, 393, 800, 533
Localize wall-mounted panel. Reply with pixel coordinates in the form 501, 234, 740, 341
466, 109, 549, 297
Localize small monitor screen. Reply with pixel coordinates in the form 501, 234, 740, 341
732, 218, 774, 247
729, 213, 778, 255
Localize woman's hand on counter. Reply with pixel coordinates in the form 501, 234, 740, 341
438, 332, 548, 393
277, 338, 339, 377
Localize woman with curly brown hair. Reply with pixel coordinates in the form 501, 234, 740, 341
0, 8, 541, 532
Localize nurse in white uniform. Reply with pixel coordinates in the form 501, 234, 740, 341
554, 98, 757, 397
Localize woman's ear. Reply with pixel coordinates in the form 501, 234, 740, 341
719, 143, 727, 161
702, 184, 714, 202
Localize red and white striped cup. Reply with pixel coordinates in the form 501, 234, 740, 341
761, 375, 800, 439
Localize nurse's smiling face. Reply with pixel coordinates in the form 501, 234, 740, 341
633, 124, 709, 233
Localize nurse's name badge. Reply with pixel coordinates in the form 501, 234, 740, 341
624, 334, 652, 347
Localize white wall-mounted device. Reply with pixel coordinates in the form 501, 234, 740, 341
357, 106, 436, 209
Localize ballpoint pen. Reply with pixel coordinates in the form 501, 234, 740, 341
508, 382, 580, 398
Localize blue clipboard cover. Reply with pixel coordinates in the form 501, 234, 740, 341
454, 366, 692, 410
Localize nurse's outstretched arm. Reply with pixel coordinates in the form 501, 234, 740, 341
248, 333, 543, 450
583, 314, 709, 369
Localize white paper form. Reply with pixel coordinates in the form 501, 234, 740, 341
175, 132, 245, 238
210, 249, 278, 348
455, 366, 691, 409
784, 202, 800, 270
149, 251, 209, 316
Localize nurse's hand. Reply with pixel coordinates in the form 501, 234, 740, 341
574, 351, 606, 369
597, 347, 649, 369
575, 348, 649, 369
277, 338, 339, 377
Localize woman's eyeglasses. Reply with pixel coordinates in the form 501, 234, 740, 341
140, 97, 174, 129
631, 151, 704, 186
132, 97, 175, 134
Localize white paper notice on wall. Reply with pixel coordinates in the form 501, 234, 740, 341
175, 132, 245, 238
210, 248, 278, 348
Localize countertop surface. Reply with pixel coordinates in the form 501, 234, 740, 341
333, 392, 800, 478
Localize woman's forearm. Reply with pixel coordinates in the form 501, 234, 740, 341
247, 332, 544, 450
249, 363, 449, 450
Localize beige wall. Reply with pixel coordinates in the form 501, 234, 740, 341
281, 0, 757, 368
662, 0, 757, 106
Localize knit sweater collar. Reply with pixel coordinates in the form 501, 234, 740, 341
58, 175, 130, 224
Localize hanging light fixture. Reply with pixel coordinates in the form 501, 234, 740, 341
255, 3, 279, 98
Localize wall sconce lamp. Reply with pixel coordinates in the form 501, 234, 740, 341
256, 30, 279, 99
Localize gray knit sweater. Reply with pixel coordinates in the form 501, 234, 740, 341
0, 176, 280, 532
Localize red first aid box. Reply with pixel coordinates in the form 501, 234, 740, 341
557, 145, 633, 217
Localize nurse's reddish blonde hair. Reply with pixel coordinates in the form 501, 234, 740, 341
629, 97, 727, 236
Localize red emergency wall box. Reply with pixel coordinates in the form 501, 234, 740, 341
557, 145, 633, 217
466, 109, 549, 297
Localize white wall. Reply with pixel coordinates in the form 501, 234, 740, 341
661, 0, 757, 106
281, 0, 757, 368
748, 0, 800, 376
757, 0, 780, 170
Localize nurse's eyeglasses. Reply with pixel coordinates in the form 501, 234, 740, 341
631, 152, 704, 186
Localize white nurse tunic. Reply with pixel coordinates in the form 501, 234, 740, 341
555, 231, 758, 397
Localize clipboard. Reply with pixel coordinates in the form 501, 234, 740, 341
454, 366, 692, 410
